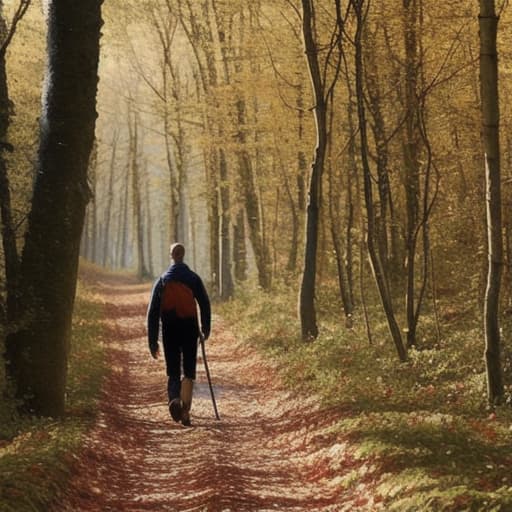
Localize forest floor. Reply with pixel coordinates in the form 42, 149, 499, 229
51, 274, 360, 512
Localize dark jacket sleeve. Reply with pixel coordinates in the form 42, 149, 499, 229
194, 276, 211, 339
147, 278, 163, 351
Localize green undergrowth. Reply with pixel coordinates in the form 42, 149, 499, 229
0, 278, 107, 511
219, 283, 512, 511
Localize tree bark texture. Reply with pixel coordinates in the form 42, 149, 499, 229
299, 0, 327, 340
5, 0, 103, 416
479, 0, 504, 403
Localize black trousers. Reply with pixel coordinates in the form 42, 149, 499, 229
162, 316, 199, 400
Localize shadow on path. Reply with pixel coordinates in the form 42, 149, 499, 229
52, 278, 347, 512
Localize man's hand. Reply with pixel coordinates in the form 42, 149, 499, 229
150, 346, 160, 360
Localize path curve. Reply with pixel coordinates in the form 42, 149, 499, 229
53, 276, 352, 512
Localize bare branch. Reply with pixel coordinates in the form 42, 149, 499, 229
0, 0, 32, 57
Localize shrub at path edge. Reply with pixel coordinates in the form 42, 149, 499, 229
218, 284, 512, 511
0, 278, 107, 512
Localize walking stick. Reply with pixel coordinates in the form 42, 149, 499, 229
200, 334, 220, 420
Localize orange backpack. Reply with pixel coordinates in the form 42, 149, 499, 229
160, 280, 197, 319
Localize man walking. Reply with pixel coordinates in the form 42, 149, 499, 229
147, 243, 211, 426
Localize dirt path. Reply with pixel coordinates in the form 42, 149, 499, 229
54, 277, 351, 512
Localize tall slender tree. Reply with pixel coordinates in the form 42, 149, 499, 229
479, 0, 504, 404
299, 0, 344, 340
102, 131, 118, 267
128, 108, 149, 280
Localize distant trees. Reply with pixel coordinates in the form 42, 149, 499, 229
5, 0, 103, 416
351, 0, 408, 361
76, 0, 509, 392
0, 0, 32, 359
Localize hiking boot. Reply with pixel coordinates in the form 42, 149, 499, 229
180, 378, 194, 427
169, 398, 183, 422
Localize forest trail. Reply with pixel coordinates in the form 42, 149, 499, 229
53, 275, 353, 512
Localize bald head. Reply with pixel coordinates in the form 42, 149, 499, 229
170, 243, 185, 263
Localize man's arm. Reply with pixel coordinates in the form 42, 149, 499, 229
194, 277, 211, 340
146, 278, 163, 356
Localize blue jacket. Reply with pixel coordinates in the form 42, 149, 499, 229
146, 263, 211, 352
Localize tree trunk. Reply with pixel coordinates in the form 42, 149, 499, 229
176, 0, 229, 297
352, 0, 407, 361
87, 143, 98, 263
479, 0, 504, 404
364, 27, 393, 277
80, 205, 89, 259
327, 95, 353, 323
102, 132, 117, 267
144, 161, 154, 277
5, 0, 103, 416
236, 98, 271, 290
233, 209, 247, 282
346, 95, 358, 307
298, 0, 327, 341
297, 83, 308, 214
403, 0, 422, 349
120, 159, 130, 269
167, 61, 188, 244
207, 148, 220, 296
128, 111, 149, 280
284, 88, 305, 274
163, 103, 178, 242
174, 84, 188, 245
219, 147, 233, 300
329, 179, 354, 324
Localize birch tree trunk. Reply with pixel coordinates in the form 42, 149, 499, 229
479, 0, 504, 404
